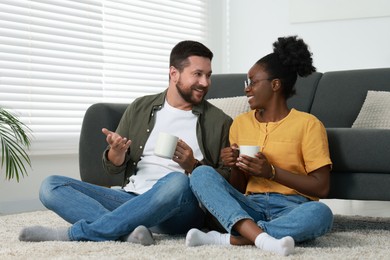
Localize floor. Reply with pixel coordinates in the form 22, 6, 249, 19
1, 199, 390, 218
322, 199, 390, 218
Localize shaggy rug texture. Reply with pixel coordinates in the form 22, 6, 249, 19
1, 210, 390, 259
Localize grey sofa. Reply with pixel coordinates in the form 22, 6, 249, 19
80, 68, 390, 201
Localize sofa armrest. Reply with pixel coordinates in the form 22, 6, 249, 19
79, 103, 128, 187
327, 128, 390, 173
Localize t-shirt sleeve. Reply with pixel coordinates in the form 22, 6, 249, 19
302, 118, 332, 173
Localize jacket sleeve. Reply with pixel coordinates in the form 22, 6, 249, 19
214, 116, 233, 179
102, 104, 134, 175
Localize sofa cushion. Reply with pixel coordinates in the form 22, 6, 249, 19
287, 72, 322, 112
352, 90, 390, 129
310, 68, 390, 127
79, 103, 128, 187
208, 74, 247, 98
327, 128, 390, 173
208, 96, 250, 119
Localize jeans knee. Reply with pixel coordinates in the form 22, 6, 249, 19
165, 172, 190, 194
317, 202, 334, 229
152, 172, 192, 204
191, 165, 214, 181
306, 201, 334, 231
190, 165, 220, 190
39, 175, 67, 206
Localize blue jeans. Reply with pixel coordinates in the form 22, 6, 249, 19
39, 172, 204, 241
190, 166, 333, 243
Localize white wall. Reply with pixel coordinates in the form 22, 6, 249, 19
209, 0, 390, 74
0, 154, 79, 214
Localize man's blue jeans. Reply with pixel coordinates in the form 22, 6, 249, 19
190, 166, 333, 243
39, 172, 204, 241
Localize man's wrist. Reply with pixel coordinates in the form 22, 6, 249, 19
185, 159, 202, 175
193, 159, 202, 170
107, 148, 126, 166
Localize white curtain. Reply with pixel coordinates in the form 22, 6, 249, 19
0, 0, 208, 155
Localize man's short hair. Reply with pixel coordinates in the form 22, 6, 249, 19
169, 40, 213, 71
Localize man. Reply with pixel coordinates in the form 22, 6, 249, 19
19, 40, 232, 244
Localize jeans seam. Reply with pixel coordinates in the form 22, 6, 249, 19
67, 182, 128, 204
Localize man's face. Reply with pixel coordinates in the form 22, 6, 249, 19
174, 56, 212, 105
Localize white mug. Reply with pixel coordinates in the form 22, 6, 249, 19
239, 145, 260, 157
154, 132, 179, 159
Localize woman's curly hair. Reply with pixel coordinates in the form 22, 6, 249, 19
257, 36, 316, 99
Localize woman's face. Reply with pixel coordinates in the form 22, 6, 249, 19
245, 64, 274, 110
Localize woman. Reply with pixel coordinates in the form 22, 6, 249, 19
185, 36, 333, 256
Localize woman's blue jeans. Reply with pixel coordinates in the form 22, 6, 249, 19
39, 172, 204, 241
190, 166, 333, 243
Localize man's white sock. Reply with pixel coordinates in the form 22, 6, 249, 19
186, 228, 230, 247
254, 232, 295, 256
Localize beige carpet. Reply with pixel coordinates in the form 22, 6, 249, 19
1, 210, 389, 259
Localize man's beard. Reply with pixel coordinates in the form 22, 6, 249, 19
175, 80, 207, 105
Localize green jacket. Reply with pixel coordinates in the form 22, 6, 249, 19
102, 90, 232, 187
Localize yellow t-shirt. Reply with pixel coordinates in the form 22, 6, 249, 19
230, 108, 332, 201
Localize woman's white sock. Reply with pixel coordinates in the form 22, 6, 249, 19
186, 228, 230, 247
254, 232, 295, 256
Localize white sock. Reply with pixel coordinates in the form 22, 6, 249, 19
185, 228, 230, 247
19, 226, 70, 242
254, 232, 294, 256
125, 225, 155, 246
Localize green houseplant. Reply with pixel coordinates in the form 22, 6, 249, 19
0, 107, 32, 182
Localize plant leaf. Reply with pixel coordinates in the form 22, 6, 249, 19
0, 108, 32, 181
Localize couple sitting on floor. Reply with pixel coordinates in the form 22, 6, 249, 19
19, 38, 333, 257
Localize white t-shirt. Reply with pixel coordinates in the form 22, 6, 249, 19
123, 99, 203, 194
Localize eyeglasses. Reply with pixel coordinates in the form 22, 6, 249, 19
244, 78, 272, 90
